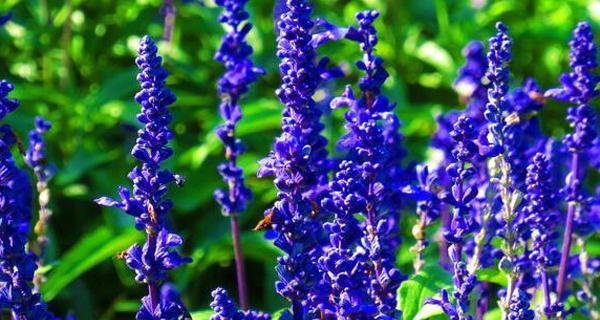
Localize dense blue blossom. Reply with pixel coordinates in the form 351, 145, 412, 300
257, 0, 340, 316
210, 288, 271, 320
484, 22, 512, 150
428, 116, 479, 320
507, 290, 535, 320
522, 153, 563, 316
95, 36, 191, 319
545, 21, 600, 302
214, 0, 265, 217
0, 80, 54, 318
25, 116, 55, 291
322, 10, 405, 317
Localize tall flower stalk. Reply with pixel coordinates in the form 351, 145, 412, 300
411, 165, 440, 273
323, 11, 405, 317
213, 0, 265, 311
257, 0, 336, 317
0, 80, 54, 319
482, 22, 524, 315
545, 21, 599, 302
523, 153, 562, 318
24, 117, 54, 292
426, 116, 480, 320
95, 36, 191, 319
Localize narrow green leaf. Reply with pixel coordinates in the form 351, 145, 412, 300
190, 309, 213, 320
398, 265, 452, 320
477, 267, 508, 287
42, 227, 143, 300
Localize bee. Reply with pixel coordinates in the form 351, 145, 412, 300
529, 90, 546, 104
116, 251, 128, 260
310, 199, 320, 218
254, 210, 274, 231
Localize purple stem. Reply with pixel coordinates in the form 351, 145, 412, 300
292, 300, 303, 320
147, 231, 160, 311
230, 215, 249, 310
476, 282, 489, 320
541, 271, 551, 309
556, 152, 580, 300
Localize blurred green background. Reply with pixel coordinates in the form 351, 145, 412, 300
0, 0, 598, 318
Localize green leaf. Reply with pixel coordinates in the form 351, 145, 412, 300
42, 227, 143, 300
398, 265, 452, 320
414, 304, 445, 320
477, 267, 508, 287
483, 308, 502, 320
190, 309, 213, 320
272, 309, 293, 320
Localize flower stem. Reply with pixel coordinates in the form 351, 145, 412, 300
230, 215, 249, 310
556, 152, 580, 300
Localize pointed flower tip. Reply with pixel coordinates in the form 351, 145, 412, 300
496, 21, 507, 32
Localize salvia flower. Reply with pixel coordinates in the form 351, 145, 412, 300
411, 165, 441, 273
427, 116, 479, 320
545, 21, 600, 301
95, 36, 191, 319
25, 117, 54, 291
257, 0, 337, 316
214, 0, 265, 310
214, 0, 265, 218
210, 288, 271, 320
324, 10, 405, 317
0, 80, 54, 318
484, 22, 512, 149
507, 290, 535, 320
522, 153, 563, 317
454, 41, 488, 119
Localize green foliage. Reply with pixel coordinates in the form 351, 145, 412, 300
398, 265, 452, 320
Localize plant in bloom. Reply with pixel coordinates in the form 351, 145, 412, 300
213, 0, 265, 311
95, 35, 191, 319
426, 115, 480, 320
522, 153, 563, 317
256, 0, 341, 317
0, 80, 54, 318
24, 116, 54, 292
321, 10, 406, 318
210, 288, 271, 320
545, 21, 600, 303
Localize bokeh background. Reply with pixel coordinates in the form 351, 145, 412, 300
0, 0, 599, 318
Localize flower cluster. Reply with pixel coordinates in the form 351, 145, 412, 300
95, 36, 191, 319
25, 116, 54, 291
209, 288, 271, 320
322, 10, 406, 318
256, 0, 338, 316
427, 116, 480, 320
545, 21, 600, 303
522, 153, 563, 316
0, 80, 54, 318
213, 0, 264, 218
213, 0, 265, 311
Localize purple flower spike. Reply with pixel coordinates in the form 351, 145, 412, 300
210, 287, 271, 320
545, 21, 600, 302
214, 0, 264, 218
484, 22, 512, 148
523, 153, 563, 317
427, 116, 479, 320
24, 116, 55, 291
0, 80, 54, 318
320, 10, 407, 318
95, 36, 191, 319
257, 0, 341, 317
214, 0, 265, 311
